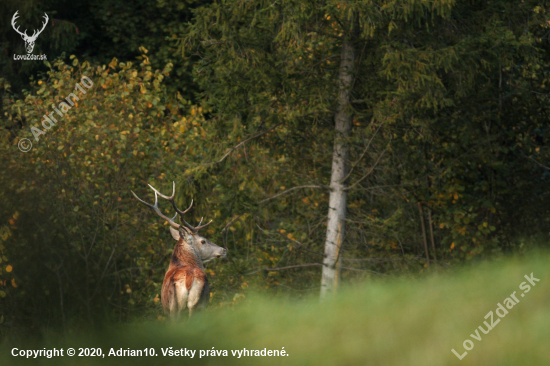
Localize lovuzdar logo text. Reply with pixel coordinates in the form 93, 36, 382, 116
11, 10, 48, 60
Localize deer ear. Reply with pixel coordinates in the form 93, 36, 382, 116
169, 226, 180, 240
186, 232, 195, 245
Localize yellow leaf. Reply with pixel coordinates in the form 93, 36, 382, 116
6, 265, 13, 272
11, 278, 17, 288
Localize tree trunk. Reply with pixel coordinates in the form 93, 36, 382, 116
320, 35, 355, 299
418, 203, 430, 267
428, 208, 437, 261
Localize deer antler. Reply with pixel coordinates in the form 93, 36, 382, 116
28, 13, 49, 41
147, 181, 197, 232
131, 189, 181, 230
11, 11, 27, 38
11, 11, 49, 40
132, 182, 213, 233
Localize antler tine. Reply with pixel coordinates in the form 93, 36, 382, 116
148, 181, 175, 200
148, 182, 193, 214
11, 11, 27, 37
147, 182, 196, 232
143, 182, 212, 232
181, 199, 193, 215
31, 13, 49, 38
131, 190, 181, 229
195, 220, 213, 231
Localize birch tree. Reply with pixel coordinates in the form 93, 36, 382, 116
321, 35, 355, 297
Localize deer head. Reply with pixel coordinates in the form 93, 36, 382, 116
12, 11, 49, 54
131, 182, 226, 260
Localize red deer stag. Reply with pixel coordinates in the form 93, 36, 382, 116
131, 182, 226, 318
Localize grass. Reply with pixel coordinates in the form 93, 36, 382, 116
2, 249, 549, 365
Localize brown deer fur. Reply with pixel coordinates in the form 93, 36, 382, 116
161, 234, 209, 317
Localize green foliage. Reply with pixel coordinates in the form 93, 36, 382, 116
179, 0, 550, 267
0, 54, 191, 331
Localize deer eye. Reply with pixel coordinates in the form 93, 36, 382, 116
201, 240, 206, 244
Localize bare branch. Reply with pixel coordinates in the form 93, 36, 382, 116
277, 232, 326, 257
259, 185, 325, 203
520, 151, 550, 170
344, 146, 389, 191
221, 214, 242, 233
341, 120, 383, 183
215, 124, 281, 164
340, 266, 387, 275
246, 263, 323, 275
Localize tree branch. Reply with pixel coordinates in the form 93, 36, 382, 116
215, 124, 281, 164
259, 185, 325, 203
344, 146, 389, 191
246, 263, 323, 275
520, 151, 550, 170
341, 120, 383, 183
221, 214, 242, 233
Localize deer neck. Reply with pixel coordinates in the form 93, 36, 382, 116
170, 239, 204, 270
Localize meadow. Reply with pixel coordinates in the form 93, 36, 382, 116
2, 249, 548, 366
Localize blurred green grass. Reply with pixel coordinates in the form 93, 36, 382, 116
2, 250, 549, 365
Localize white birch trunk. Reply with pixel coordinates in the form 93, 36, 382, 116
320, 36, 355, 299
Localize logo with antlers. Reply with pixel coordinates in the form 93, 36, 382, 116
11, 11, 49, 54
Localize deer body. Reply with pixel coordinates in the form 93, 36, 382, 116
162, 231, 217, 317
131, 182, 226, 318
